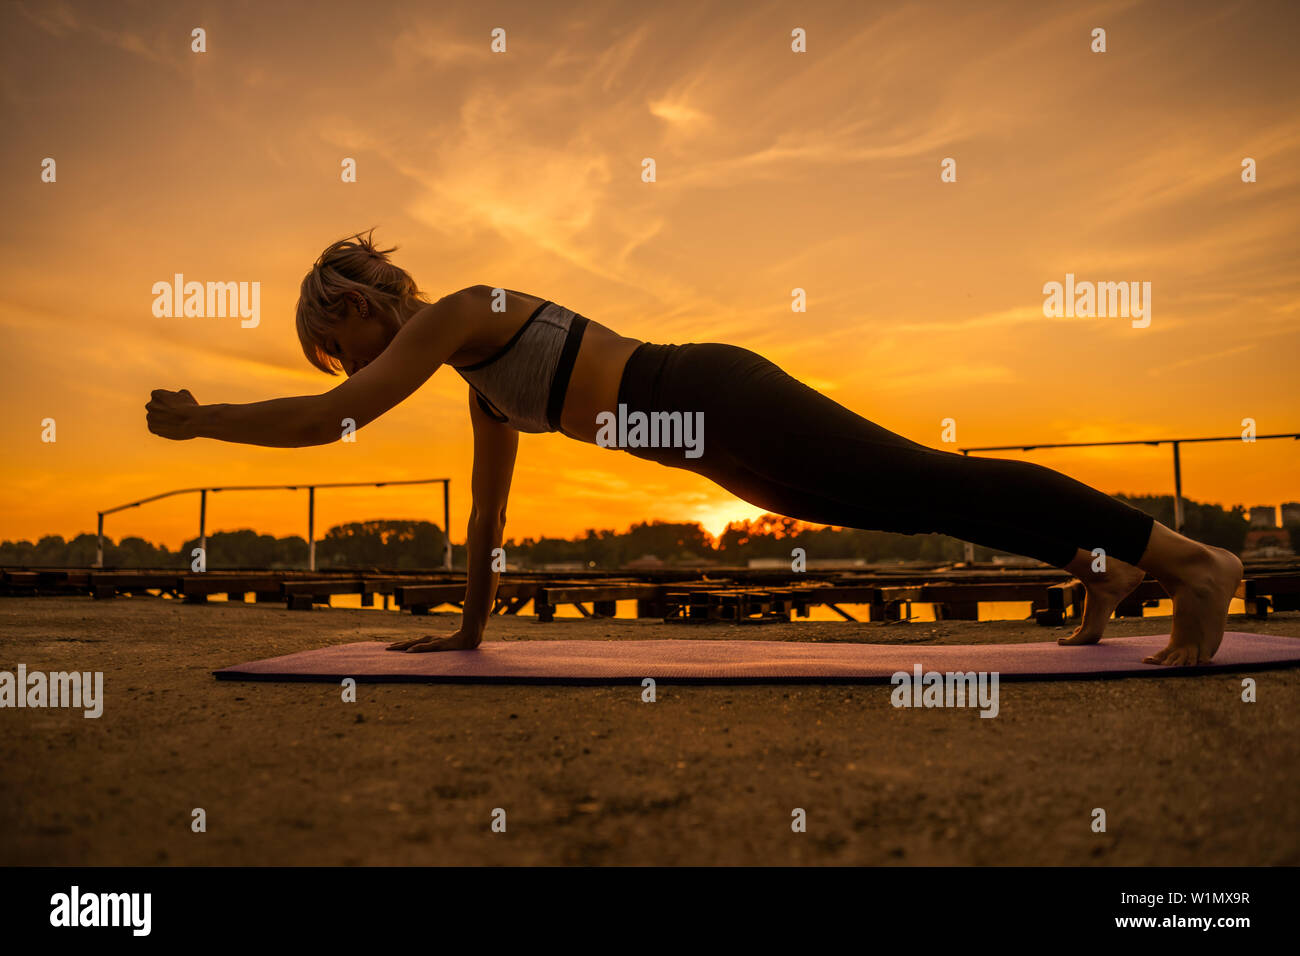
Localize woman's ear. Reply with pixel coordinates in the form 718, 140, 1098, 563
347, 290, 369, 319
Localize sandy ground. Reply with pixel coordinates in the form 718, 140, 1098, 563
2, 594, 1298, 866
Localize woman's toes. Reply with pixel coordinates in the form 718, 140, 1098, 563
1058, 629, 1101, 646
1143, 646, 1171, 665
1143, 642, 1204, 666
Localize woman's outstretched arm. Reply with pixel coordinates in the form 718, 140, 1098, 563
146, 290, 471, 446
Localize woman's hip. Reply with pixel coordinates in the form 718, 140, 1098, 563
617, 342, 781, 415
612, 340, 925, 478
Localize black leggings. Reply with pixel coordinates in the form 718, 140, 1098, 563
614, 343, 1155, 568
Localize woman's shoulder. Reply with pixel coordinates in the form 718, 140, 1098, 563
457, 285, 549, 316
438, 287, 552, 366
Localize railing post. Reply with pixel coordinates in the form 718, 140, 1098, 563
443, 479, 452, 569
1172, 441, 1185, 532
96, 513, 104, 569
198, 489, 207, 566
308, 486, 316, 571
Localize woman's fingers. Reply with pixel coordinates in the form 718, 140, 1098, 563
146, 389, 197, 439
406, 637, 452, 653
146, 389, 197, 418
385, 636, 446, 651
383, 635, 467, 653
385, 633, 474, 653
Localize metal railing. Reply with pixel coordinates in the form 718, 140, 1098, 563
957, 432, 1298, 532
96, 478, 451, 570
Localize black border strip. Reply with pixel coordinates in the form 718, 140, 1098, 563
3, 867, 1283, 940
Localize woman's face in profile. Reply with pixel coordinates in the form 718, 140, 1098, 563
327, 295, 398, 377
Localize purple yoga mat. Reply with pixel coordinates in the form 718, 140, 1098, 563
213, 632, 1300, 684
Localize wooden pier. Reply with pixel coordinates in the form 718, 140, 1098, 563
3, 560, 1297, 625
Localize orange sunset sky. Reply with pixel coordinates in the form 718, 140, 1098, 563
2, 0, 1297, 551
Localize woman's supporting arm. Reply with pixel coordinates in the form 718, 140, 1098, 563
460, 510, 507, 643
459, 385, 520, 643
385, 384, 519, 653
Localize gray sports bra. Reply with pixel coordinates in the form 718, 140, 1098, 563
451, 300, 590, 433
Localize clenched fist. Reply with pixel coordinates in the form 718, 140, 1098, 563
146, 388, 200, 440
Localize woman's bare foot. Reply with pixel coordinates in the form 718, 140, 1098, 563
1133, 522, 1243, 665
1142, 545, 1242, 665
1057, 552, 1146, 645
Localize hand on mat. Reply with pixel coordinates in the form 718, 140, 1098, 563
146, 388, 200, 440
386, 629, 480, 652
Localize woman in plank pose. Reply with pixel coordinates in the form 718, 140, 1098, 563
146, 231, 1242, 664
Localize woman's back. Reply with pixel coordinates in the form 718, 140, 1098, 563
445, 285, 643, 442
